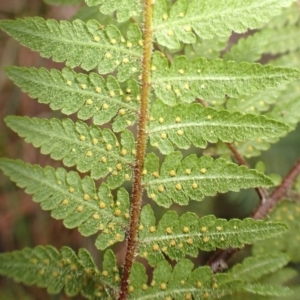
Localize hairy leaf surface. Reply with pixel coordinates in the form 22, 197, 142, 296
151, 52, 300, 105
147, 101, 289, 154
153, 0, 295, 49
228, 254, 291, 282
143, 152, 273, 207
128, 260, 242, 300
5, 117, 135, 188
0, 159, 130, 250
224, 25, 300, 63
0, 18, 143, 81
6, 67, 140, 132
0, 246, 119, 299
138, 205, 288, 266
85, 0, 142, 22
253, 201, 300, 262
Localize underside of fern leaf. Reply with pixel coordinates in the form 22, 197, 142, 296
0, 159, 130, 250
138, 205, 288, 266
0, 246, 120, 299
143, 152, 273, 207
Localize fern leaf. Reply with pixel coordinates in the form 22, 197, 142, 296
147, 100, 289, 154
0, 18, 142, 82
253, 201, 300, 263
272, 52, 300, 69
224, 25, 300, 63
5, 67, 140, 132
4, 116, 135, 188
0, 246, 119, 298
228, 254, 290, 282
143, 152, 273, 207
153, 0, 295, 49
151, 52, 300, 105
128, 260, 242, 299
0, 159, 130, 250
85, 0, 142, 22
242, 283, 293, 297
138, 205, 288, 266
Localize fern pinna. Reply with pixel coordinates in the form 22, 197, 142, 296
1, 0, 300, 299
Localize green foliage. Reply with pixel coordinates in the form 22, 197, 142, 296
152, 0, 295, 49
4, 116, 135, 187
1, 0, 300, 299
253, 201, 300, 263
0, 18, 143, 82
5, 67, 140, 131
0, 246, 119, 299
151, 52, 300, 105
85, 0, 142, 22
128, 260, 243, 299
138, 205, 288, 266
0, 159, 130, 250
143, 152, 273, 207
148, 100, 289, 154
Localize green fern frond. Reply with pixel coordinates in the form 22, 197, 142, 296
242, 283, 293, 298
152, 0, 295, 49
85, 0, 142, 22
147, 100, 289, 154
138, 205, 288, 266
151, 52, 300, 105
5, 67, 140, 132
224, 25, 300, 63
272, 52, 300, 69
128, 259, 242, 300
265, 2, 300, 29
4, 116, 135, 187
184, 36, 228, 60
0, 159, 130, 250
253, 201, 300, 263
228, 254, 290, 282
143, 152, 273, 207
0, 246, 119, 299
0, 18, 143, 81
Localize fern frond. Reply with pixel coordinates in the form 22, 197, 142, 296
85, 0, 142, 22
184, 36, 228, 60
0, 18, 143, 81
5, 67, 140, 132
143, 152, 273, 207
224, 25, 300, 63
152, 0, 295, 49
228, 254, 290, 282
4, 116, 135, 188
242, 283, 293, 298
128, 260, 242, 299
147, 100, 289, 154
151, 52, 300, 105
138, 205, 288, 266
253, 201, 300, 263
0, 159, 130, 250
0, 246, 119, 299
272, 52, 300, 69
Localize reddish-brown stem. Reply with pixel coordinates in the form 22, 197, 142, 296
227, 143, 270, 203
252, 157, 300, 219
209, 157, 300, 272
118, 1, 153, 299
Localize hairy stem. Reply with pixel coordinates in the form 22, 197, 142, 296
252, 157, 300, 219
118, 1, 153, 299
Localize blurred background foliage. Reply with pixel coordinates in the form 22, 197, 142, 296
0, 0, 300, 299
